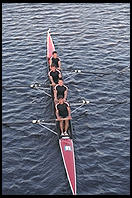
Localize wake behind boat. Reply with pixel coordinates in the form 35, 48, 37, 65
46, 29, 76, 195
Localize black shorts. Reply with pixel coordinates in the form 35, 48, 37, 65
59, 114, 68, 118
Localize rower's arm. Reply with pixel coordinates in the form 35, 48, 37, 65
54, 86, 57, 100
58, 71, 62, 78
50, 57, 52, 65
58, 60, 61, 70
56, 110, 59, 119
49, 57, 52, 69
55, 105, 60, 119
48, 72, 55, 85
64, 88, 68, 101
67, 106, 71, 117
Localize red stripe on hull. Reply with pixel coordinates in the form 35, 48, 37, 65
47, 30, 55, 59
59, 138, 76, 195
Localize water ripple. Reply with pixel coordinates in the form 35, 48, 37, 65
2, 3, 130, 195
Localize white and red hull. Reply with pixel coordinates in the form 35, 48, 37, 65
47, 29, 55, 59
59, 137, 76, 195
46, 29, 77, 195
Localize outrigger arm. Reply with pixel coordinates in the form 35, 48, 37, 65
30, 83, 52, 97
71, 99, 89, 114
32, 99, 89, 136
32, 120, 58, 136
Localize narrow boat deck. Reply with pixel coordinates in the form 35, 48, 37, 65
46, 29, 76, 195
47, 29, 73, 139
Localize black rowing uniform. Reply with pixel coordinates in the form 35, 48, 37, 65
50, 57, 60, 69
56, 102, 69, 118
54, 84, 68, 99
48, 69, 61, 84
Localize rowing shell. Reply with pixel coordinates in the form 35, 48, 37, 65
46, 29, 77, 195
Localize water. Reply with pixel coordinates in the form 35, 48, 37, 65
2, 3, 130, 195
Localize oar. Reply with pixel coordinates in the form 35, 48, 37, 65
71, 100, 90, 105
2, 119, 56, 125
62, 69, 123, 75
38, 122, 58, 135
2, 68, 118, 90
2, 99, 89, 126
2, 83, 50, 89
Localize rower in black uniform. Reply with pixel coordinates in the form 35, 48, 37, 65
56, 95, 72, 136
50, 51, 61, 70
48, 64, 62, 87
54, 78, 68, 104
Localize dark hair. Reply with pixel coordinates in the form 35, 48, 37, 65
51, 64, 55, 67
58, 95, 63, 99
52, 51, 57, 55
59, 78, 63, 81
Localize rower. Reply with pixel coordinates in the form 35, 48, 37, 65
48, 64, 62, 87
50, 51, 61, 70
54, 78, 68, 104
56, 95, 72, 136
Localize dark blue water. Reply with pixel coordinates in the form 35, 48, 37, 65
2, 3, 130, 195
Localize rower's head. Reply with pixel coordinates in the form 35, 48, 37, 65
52, 51, 58, 58
58, 78, 63, 86
58, 95, 64, 104
50, 64, 56, 72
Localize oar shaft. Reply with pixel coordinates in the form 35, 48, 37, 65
38, 123, 58, 135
